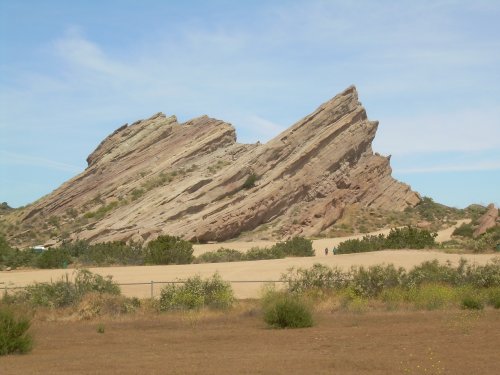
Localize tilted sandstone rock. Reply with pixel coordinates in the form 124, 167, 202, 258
11, 85, 420, 244
473, 203, 498, 238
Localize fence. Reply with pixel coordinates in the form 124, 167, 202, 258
1, 279, 287, 299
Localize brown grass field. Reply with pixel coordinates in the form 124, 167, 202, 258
1, 308, 499, 374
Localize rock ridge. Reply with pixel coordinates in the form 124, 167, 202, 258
10, 85, 421, 245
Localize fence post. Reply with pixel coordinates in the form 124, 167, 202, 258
150, 280, 154, 299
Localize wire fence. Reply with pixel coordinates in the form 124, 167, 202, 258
1, 279, 287, 298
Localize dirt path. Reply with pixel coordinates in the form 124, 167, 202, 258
1, 310, 499, 375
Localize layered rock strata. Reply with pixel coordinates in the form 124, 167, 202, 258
13, 86, 421, 244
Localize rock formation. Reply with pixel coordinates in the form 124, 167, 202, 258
473, 203, 498, 238
10, 86, 421, 244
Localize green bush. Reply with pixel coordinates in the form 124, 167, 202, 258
281, 258, 500, 296
78, 241, 143, 266
262, 291, 313, 328
159, 273, 234, 311
281, 264, 349, 293
406, 284, 456, 310
244, 246, 285, 260
465, 227, 500, 252
350, 264, 405, 298
273, 236, 314, 257
0, 308, 33, 355
59, 240, 90, 257
0, 235, 38, 269
194, 248, 244, 263
84, 201, 120, 220
35, 248, 72, 269
10, 269, 120, 308
452, 223, 474, 238
461, 295, 484, 310
337, 226, 437, 254
242, 173, 257, 190
145, 235, 193, 265
486, 287, 500, 309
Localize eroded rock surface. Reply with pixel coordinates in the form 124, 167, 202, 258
11, 86, 421, 244
473, 204, 498, 238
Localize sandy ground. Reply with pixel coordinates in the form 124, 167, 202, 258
1, 310, 499, 375
3, 219, 493, 299
191, 219, 471, 256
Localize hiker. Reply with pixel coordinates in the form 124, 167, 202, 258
324, 247, 328, 255
332, 247, 337, 255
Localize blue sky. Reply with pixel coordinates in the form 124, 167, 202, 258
1, 0, 499, 208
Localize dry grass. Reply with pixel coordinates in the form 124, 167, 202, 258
0, 308, 498, 374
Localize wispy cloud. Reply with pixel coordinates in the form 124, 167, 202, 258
53, 27, 137, 79
394, 160, 500, 174
0, 151, 81, 173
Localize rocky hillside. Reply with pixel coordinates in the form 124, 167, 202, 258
5, 86, 421, 246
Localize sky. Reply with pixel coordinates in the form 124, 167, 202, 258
0, 0, 499, 209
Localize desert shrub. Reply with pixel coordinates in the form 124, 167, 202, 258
159, 273, 233, 311
59, 240, 91, 257
0, 235, 38, 269
273, 236, 314, 257
10, 269, 120, 308
35, 248, 72, 269
461, 258, 500, 288
77, 293, 140, 320
385, 226, 437, 249
1, 248, 38, 269
404, 260, 459, 288
131, 188, 145, 201
465, 227, 500, 252
145, 235, 193, 265
486, 287, 500, 309
406, 284, 456, 310
413, 196, 462, 221
281, 258, 500, 297
452, 223, 474, 238
78, 241, 143, 266
84, 201, 119, 220
337, 226, 437, 254
194, 248, 244, 263
351, 264, 405, 298
461, 295, 484, 310
0, 234, 11, 258
242, 173, 257, 190
380, 287, 407, 310
336, 234, 386, 254
74, 269, 120, 296
262, 290, 313, 328
0, 308, 33, 355
244, 246, 285, 260
281, 264, 350, 293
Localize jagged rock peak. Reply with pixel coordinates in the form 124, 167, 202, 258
10, 85, 422, 246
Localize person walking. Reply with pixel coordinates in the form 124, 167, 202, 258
332, 247, 337, 255
324, 247, 329, 255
